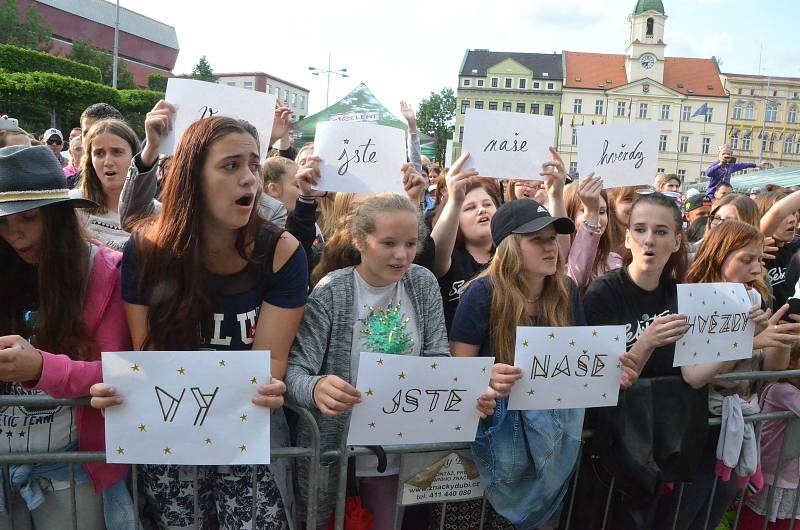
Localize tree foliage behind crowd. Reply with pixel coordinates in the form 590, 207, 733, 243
0, 0, 51, 50
190, 55, 217, 82
69, 40, 137, 89
417, 87, 456, 163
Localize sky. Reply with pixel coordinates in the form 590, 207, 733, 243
127, 0, 800, 116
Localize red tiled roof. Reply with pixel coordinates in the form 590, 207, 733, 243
563, 51, 726, 97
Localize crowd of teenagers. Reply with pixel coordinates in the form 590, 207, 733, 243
1, 98, 800, 530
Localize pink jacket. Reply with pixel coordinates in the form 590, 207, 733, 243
566, 224, 623, 291
24, 245, 131, 492
758, 382, 800, 489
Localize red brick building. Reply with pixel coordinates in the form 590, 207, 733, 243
17, 0, 179, 87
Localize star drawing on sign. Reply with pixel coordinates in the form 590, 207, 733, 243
205, 438, 213, 445
116, 447, 124, 455
716, 352, 721, 357
569, 340, 576, 347
592, 330, 598, 336
522, 340, 529, 347
556, 397, 562, 403
693, 352, 698, 357
239, 444, 247, 452
250, 377, 258, 385
733, 342, 738, 348
343, 138, 349, 145
177, 367, 185, 375
702, 300, 706, 305
706, 339, 710, 344
430, 362, 438, 369
689, 292, 693, 297
583, 383, 589, 388
397, 432, 403, 438
163, 447, 172, 455
398, 371, 406, 380
376, 358, 384, 365
138, 424, 146, 432
614, 336, 620, 342
18, 431, 24, 438
366, 389, 374, 396
218, 360, 226, 367
6, 431, 11, 438
131, 363, 140, 372
454, 426, 461, 432
240, 414, 248, 422
368, 422, 376, 428
547, 333, 555, 339
481, 367, 486, 373
602, 393, 607, 399
429, 418, 434, 424
527, 389, 535, 396
453, 376, 458, 383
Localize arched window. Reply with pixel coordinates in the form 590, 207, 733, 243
789, 105, 797, 123
784, 134, 794, 154
745, 103, 755, 120
733, 102, 743, 120
730, 130, 739, 150
646, 17, 654, 36
742, 131, 752, 150
766, 103, 778, 122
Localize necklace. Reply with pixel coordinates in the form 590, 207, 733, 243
526, 298, 539, 304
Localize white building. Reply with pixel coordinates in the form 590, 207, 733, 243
216, 72, 310, 121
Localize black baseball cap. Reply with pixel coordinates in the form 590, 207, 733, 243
490, 200, 575, 247
684, 193, 712, 213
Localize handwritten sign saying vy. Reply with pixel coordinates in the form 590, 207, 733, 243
162, 78, 277, 155
508, 326, 625, 410
461, 109, 554, 180
313, 121, 407, 194
103, 350, 271, 465
347, 353, 493, 446
673, 283, 754, 367
577, 122, 660, 188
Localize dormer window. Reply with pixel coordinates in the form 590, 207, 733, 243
646, 17, 654, 36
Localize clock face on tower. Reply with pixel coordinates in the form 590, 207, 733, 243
640, 54, 656, 70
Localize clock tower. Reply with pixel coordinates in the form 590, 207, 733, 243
626, 0, 667, 84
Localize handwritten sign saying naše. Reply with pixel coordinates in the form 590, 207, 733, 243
577, 122, 660, 188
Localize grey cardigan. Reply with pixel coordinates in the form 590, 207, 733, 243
286, 264, 449, 521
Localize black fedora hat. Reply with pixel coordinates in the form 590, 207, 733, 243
0, 145, 97, 217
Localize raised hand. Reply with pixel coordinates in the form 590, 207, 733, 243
400, 101, 418, 133
141, 100, 176, 167
402, 162, 427, 205
444, 153, 479, 205
540, 147, 567, 197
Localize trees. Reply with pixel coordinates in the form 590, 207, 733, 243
417, 87, 456, 163
190, 56, 217, 82
0, 0, 52, 50
147, 73, 168, 92
69, 40, 137, 89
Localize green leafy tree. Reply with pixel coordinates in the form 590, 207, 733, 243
69, 40, 136, 89
190, 55, 217, 82
147, 73, 168, 92
0, 0, 52, 50
416, 87, 456, 163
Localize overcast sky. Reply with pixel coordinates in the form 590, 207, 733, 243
127, 0, 800, 116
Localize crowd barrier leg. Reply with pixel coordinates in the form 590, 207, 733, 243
131, 463, 140, 528
600, 475, 615, 530
702, 475, 719, 530
478, 497, 488, 530
562, 443, 583, 530
2, 463, 15, 530
68, 463, 78, 530
670, 483, 685, 530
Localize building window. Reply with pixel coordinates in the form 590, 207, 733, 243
573, 99, 582, 114
768, 134, 776, 152
463, 79, 471, 87
660, 104, 670, 120
569, 161, 578, 174
796, 140, 800, 155
299, 95, 305, 107
766, 103, 778, 122
639, 103, 648, 119
282, 89, 288, 102
519, 78, 526, 89
617, 101, 627, 117
733, 102, 742, 120
742, 134, 751, 151
491, 77, 498, 88
595, 100, 604, 116
679, 136, 689, 153
489, 101, 498, 111
658, 135, 667, 152
646, 17, 654, 36
681, 105, 691, 120
291, 93, 297, 105
702, 137, 710, 154
546, 82, 555, 90
784, 136, 794, 153
516, 102, 525, 113
737, 88, 742, 95
477, 79, 484, 87
461, 100, 470, 114
657, 167, 665, 173
243, 81, 253, 90
544, 104, 554, 116
505, 78, 512, 89
677, 169, 686, 179
227, 82, 236, 86
773, 90, 778, 97
571, 128, 578, 145
704, 107, 713, 123
750, 88, 756, 96
731, 132, 739, 150
530, 103, 539, 114
745, 103, 755, 120
474, 100, 484, 110
533, 81, 540, 89
503, 102, 512, 112
789, 106, 798, 123
459, 127, 464, 143
761, 136, 768, 152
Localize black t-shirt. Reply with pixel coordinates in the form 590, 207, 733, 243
583, 267, 679, 378
450, 276, 586, 358
121, 228, 308, 351
438, 246, 490, 332
766, 238, 800, 310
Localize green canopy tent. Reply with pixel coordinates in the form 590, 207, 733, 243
292, 83, 437, 159
689, 166, 800, 192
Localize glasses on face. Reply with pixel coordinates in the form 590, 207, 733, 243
46, 138, 63, 146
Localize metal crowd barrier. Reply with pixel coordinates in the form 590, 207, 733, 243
0, 396, 322, 530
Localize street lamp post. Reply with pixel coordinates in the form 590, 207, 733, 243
308, 53, 348, 108
112, 0, 120, 88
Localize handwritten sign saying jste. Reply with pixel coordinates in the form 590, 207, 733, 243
313, 121, 407, 194
347, 353, 493, 446
508, 326, 625, 410
399, 451, 484, 506
577, 122, 660, 188
162, 78, 277, 155
461, 109, 554, 180
673, 283, 754, 367
103, 350, 271, 465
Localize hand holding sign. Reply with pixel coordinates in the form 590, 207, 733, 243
141, 100, 176, 167
577, 122, 660, 188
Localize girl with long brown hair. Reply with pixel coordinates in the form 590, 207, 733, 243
668, 220, 800, 530
90, 116, 308, 529
0, 145, 135, 528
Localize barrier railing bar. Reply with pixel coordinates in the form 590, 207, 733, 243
562, 443, 582, 530
69, 462, 78, 530
479, 497, 487, 530
251, 466, 257, 530
132, 462, 140, 528
600, 475, 615, 530
192, 465, 200, 530
3, 463, 15, 530
671, 483, 685, 530
702, 474, 719, 530
712, 369, 800, 382
789, 483, 800, 530
288, 404, 322, 530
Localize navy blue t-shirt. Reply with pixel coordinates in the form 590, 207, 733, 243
121, 229, 308, 351
450, 276, 586, 358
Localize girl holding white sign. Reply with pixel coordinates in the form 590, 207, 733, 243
91, 116, 307, 530
662, 220, 800, 530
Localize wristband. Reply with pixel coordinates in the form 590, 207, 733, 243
582, 218, 602, 234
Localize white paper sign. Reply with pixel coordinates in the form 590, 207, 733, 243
460, 109, 554, 180
399, 451, 484, 506
103, 350, 271, 465
577, 122, 661, 188
508, 326, 625, 410
347, 353, 493, 446
674, 283, 754, 367
313, 121, 407, 194
162, 78, 277, 155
